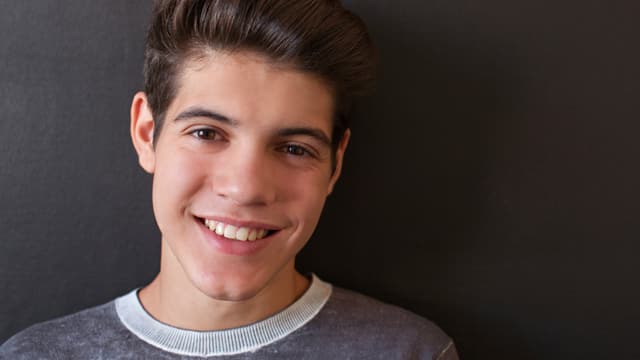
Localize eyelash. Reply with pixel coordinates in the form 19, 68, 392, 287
189, 128, 316, 159
190, 128, 223, 141
280, 144, 314, 158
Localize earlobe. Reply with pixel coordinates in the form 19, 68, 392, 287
327, 128, 351, 195
130, 92, 156, 174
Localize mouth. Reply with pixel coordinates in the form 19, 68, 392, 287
196, 217, 278, 242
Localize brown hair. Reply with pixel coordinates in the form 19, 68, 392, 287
144, 0, 376, 151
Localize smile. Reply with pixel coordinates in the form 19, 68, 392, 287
202, 219, 273, 241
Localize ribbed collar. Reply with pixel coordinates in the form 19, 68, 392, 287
115, 275, 332, 357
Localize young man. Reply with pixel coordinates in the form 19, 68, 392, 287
1, 1, 458, 358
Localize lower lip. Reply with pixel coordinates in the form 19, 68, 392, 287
196, 218, 275, 256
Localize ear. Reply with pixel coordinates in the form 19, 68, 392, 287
130, 92, 156, 174
327, 128, 351, 195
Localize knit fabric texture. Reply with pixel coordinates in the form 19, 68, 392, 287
1, 276, 458, 359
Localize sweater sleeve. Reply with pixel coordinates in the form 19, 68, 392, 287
0, 327, 62, 360
435, 340, 460, 360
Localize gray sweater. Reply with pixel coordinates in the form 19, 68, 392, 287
0, 276, 458, 359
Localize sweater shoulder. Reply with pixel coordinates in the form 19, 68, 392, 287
0, 300, 121, 359
310, 285, 457, 359
328, 286, 447, 332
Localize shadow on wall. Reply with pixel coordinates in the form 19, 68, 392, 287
299, 5, 530, 359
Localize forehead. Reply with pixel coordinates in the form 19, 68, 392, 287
168, 51, 335, 133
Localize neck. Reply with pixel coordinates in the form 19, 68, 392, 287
138, 241, 309, 331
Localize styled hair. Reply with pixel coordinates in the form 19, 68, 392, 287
143, 0, 376, 150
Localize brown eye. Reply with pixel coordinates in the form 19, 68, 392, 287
192, 128, 219, 140
284, 145, 309, 157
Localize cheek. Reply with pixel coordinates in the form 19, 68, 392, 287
279, 171, 330, 226
151, 151, 208, 231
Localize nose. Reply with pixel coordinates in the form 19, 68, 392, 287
212, 144, 277, 206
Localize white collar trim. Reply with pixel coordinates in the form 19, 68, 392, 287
115, 274, 332, 357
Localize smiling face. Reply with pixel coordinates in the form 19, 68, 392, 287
131, 51, 348, 302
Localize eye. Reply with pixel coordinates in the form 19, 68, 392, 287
282, 144, 311, 157
191, 128, 221, 141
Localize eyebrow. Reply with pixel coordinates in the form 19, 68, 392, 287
174, 106, 331, 146
277, 127, 332, 147
173, 106, 237, 126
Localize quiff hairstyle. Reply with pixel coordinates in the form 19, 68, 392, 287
143, 0, 376, 151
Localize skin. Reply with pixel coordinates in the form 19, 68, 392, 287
130, 51, 349, 331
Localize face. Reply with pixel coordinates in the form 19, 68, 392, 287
131, 51, 348, 301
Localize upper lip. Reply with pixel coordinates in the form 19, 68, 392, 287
194, 215, 282, 230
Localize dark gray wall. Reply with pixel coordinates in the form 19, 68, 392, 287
2, 1, 639, 359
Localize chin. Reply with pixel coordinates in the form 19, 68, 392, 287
189, 264, 275, 302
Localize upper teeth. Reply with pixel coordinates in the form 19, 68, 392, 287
204, 219, 268, 241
